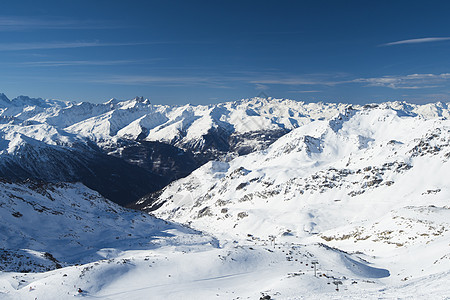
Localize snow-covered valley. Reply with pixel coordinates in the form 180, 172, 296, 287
0, 95, 449, 299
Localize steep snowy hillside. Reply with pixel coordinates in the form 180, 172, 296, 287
0, 121, 165, 206
145, 106, 450, 295
0, 179, 213, 272
144, 107, 450, 225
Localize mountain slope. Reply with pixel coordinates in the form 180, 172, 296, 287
146, 106, 450, 288
0, 179, 213, 272
0, 121, 165, 206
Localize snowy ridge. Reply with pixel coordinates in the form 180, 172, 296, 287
2, 93, 448, 155
53, 99, 450, 154
61, 97, 350, 154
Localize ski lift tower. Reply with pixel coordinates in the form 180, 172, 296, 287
333, 280, 343, 291
268, 235, 276, 248
311, 260, 319, 277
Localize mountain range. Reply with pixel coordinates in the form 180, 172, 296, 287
1, 93, 448, 206
0, 94, 449, 299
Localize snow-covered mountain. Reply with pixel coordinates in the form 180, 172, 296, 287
0, 94, 350, 158
138, 106, 450, 297
0, 93, 353, 206
2, 93, 448, 158
2, 92, 449, 206
0, 119, 166, 206
1, 94, 450, 299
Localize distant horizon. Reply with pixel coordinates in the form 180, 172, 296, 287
1, 90, 449, 107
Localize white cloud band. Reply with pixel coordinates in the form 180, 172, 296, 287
382, 37, 450, 46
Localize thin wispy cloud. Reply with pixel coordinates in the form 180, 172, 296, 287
92, 75, 221, 87
288, 90, 321, 93
0, 41, 148, 51
250, 77, 344, 86
250, 72, 450, 90
382, 37, 450, 46
354, 73, 450, 89
245, 71, 354, 87
0, 16, 118, 31
19, 60, 149, 67
69, 70, 450, 92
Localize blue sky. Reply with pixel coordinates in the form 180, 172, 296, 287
1, 0, 450, 105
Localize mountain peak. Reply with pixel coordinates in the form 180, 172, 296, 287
133, 96, 145, 102
0, 93, 11, 107
105, 98, 119, 105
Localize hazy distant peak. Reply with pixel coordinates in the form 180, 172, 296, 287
0, 93, 11, 107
